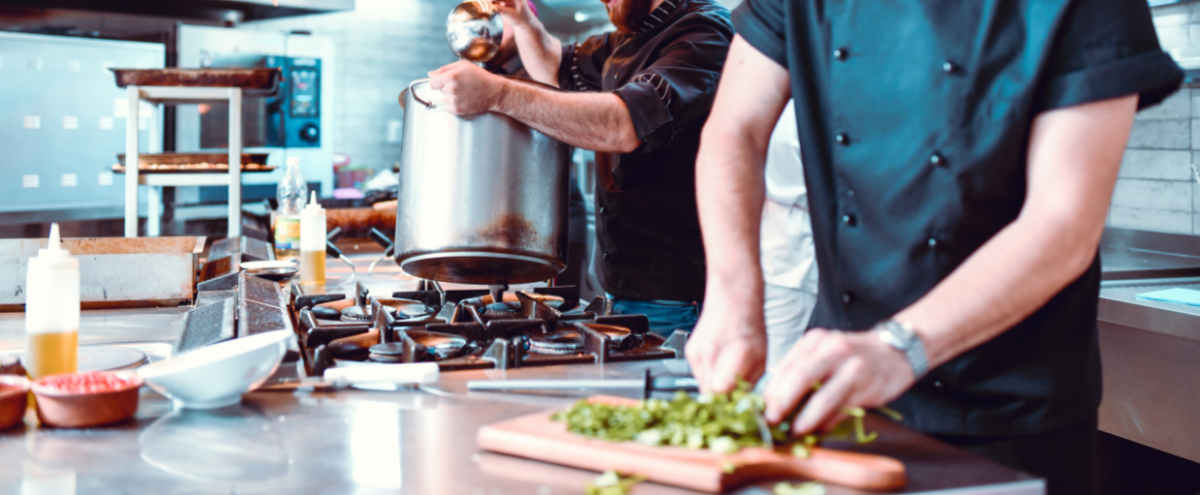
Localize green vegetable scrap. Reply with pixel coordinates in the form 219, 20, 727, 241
773, 481, 826, 495
551, 380, 894, 457
586, 470, 646, 495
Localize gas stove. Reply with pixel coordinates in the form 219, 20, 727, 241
287, 281, 688, 376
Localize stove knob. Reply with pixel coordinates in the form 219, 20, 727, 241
299, 123, 320, 144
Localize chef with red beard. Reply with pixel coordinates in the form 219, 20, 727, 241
427, 0, 733, 334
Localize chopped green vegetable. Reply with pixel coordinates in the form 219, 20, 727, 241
552, 380, 885, 457
586, 470, 646, 495
774, 481, 826, 495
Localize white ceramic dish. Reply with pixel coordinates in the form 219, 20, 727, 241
138, 330, 292, 410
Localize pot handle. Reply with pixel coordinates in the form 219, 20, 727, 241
407, 79, 434, 110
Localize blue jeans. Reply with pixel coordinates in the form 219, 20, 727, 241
611, 298, 702, 337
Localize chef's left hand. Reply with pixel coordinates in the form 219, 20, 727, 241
764, 328, 916, 435
428, 61, 507, 115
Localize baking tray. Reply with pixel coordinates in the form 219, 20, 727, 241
0, 236, 206, 311
110, 68, 282, 97
113, 153, 274, 174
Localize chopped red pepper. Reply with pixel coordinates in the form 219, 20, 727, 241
37, 371, 136, 394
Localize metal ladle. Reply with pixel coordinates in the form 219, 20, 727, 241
446, 0, 504, 64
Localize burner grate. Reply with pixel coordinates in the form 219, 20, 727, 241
174, 296, 235, 354
238, 272, 292, 337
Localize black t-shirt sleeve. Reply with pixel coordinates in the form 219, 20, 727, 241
1036, 0, 1182, 113
614, 13, 733, 152
730, 0, 788, 68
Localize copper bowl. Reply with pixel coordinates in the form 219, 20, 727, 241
31, 371, 142, 428
0, 375, 30, 430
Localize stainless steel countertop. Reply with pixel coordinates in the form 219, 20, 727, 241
0, 245, 1042, 494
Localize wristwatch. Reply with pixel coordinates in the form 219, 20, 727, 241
873, 319, 929, 379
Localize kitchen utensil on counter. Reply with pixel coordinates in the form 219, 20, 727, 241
31, 371, 142, 428
478, 395, 907, 492
260, 361, 440, 392
109, 68, 281, 96
445, 0, 504, 63
396, 78, 571, 285
467, 369, 699, 399
138, 330, 292, 410
0, 375, 30, 430
241, 260, 299, 283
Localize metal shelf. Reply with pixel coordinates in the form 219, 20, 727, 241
124, 85, 243, 238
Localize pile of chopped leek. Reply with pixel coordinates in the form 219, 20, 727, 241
552, 380, 897, 457
586, 471, 645, 495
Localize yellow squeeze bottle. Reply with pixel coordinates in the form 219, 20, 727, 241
300, 191, 327, 285
25, 223, 79, 380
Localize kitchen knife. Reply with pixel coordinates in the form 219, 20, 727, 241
466, 369, 698, 399
262, 362, 440, 392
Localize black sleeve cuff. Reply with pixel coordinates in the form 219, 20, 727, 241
614, 78, 674, 150
558, 43, 578, 91
1037, 49, 1183, 113
731, 0, 788, 68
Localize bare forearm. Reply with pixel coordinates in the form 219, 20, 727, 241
894, 95, 1137, 368
696, 129, 768, 297
494, 80, 639, 152
513, 23, 562, 86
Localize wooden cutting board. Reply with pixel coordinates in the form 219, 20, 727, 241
478, 395, 907, 493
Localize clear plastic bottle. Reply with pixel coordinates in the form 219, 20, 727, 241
26, 223, 79, 380
274, 156, 307, 260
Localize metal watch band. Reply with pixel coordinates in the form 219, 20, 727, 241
874, 320, 929, 379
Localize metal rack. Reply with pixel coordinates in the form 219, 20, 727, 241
124, 86, 243, 238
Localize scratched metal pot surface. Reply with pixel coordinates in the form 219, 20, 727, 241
394, 79, 570, 286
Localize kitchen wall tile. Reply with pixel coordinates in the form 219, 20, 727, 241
1108, 206, 1193, 234
1153, 4, 1190, 27
1119, 149, 1191, 180
1111, 178, 1192, 211
1157, 25, 1189, 55
1193, 213, 1200, 234
1191, 181, 1200, 212
1138, 88, 1190, 120
1128, 119, 1191, 149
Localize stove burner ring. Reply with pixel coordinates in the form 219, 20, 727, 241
528, 330, 585, 355
586, 323, 643, 352
368, 342, 407, 363
405, 330, 468, 360
483, 302, 521, 317
341, 304, 397, 322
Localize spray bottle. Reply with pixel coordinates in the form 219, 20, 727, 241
25, 223, 79, 379
300, 191, 327, 285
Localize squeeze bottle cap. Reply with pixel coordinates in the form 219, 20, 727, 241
287, 156, 300, 167
37, 223, 73, 262
305, 191, 322, 212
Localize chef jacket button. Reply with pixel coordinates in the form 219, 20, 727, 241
602, 252, 610, 261
942, 61, 957, 73
932, 379, 944, 389
928, 237, 939, 249
599, 206, 607, 214
833, 48, 847, 60
842, 214, 856, 226
846, 189, 855, 197
929, 152, 945, 166
614, 73, 619, 80
841, 292, 855, 305
835, 133, 849, 145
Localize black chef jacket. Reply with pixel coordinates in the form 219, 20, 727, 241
557, 0, 733, 302
733, 0, 1182, 436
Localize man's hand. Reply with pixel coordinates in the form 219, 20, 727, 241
428, 61, 509, 116
686, 296, 768, 394
763, 329, 915, 434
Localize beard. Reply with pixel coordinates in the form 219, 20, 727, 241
607, 0, 654, 34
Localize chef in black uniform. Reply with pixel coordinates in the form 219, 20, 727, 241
684, 0, 1182, 493
426, 0, 733, 335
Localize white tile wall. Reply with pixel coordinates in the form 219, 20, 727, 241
1108, 5, 1200, 235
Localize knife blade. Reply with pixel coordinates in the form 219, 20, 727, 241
466, 369, 698, 398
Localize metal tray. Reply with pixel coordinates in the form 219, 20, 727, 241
110, 68, 282, 97
0, 236, 206, 310
113, 152, 274, 174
